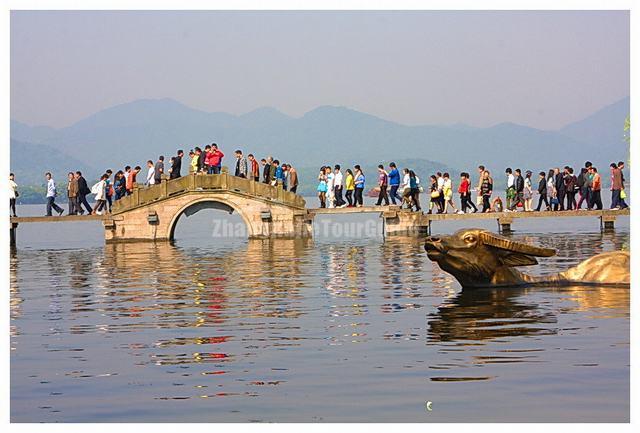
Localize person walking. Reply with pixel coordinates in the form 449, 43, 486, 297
288, 164, 299, 193
375, 165, 389, 206
282, 164, 289, 190
126, 166, 140, 195
554, 167, 565, 211
203, 145, 213, 174
273, 160, 284, 187
436, 172, 445, 213
262, 157, 272, 184
458, 172, 477, 213
170, 150, 183, 179
91, 174, 108, 215
547, 169, 558, 210
564, 167, 577, 210
505, 168, 515, 209
535, 171, 550, 211
589, 166, 603, 210
325, 166, 335, 208
188, 150, 198, 174
508, 169, 524, 211
333, 165, 346, 207
9, 173, 18, 217
195, 147, 205, 173
114, 170, 126, 200
146, 160, 156, 186
401, 168, 413, 209
354, 165, 365, 207
576, 167, 589, 209
317, 166, 328, 208
234, 150, 248, 178
609, 162, 622, 209
408, 170, 421, 211
104, 169, 114, 213
475, 165, 486, 210
154, 157, 164, 184
45, 172, 64, 216
388, 162, 401, 205
248, 154, 260, 182
344, 169, 355, 207
617, 161, 629, 209
441, 172, 458, 213
67, 172, 79, 215
523, 170, 533, 212
75, 171, 92, 214
480, 170, 493, 213
428, 175, 441, 214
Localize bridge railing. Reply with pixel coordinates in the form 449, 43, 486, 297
112, 173, 305, 214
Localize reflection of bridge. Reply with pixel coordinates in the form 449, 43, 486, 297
9, 173, 631, 245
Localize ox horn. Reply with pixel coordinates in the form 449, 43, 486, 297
479, 231, 556, 257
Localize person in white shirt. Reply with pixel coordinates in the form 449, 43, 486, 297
45, 172, 64, 216
436, 172, 445, 213
333, 165, 346, 207
505, 167, 515, 209
92, 174, 108, 215
326, 167, 335, 208
400, 168, 412, 209
146, 160, 156, 186
9, 173, 18, 217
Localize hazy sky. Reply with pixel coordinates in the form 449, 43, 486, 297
10, 10, 629, 129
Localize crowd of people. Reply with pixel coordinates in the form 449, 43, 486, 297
8, 143, 301, 217
314, 160, 630, 214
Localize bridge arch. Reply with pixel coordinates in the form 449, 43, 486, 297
167, 196, 256, 241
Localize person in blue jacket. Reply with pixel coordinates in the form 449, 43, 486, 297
388, 162, 401, 205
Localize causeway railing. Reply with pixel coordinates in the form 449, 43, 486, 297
112, 173, 306, 214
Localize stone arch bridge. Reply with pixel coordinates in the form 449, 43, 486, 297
104, 173, 311, 242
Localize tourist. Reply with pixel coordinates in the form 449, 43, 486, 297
475, 165, 486, 209
269, 158, 278, 185
170, 150, 183, 179
554, 167, 565, 211
576, 167, 589, 210
428, 175, 440, 214
154, 156, 164, 184
234, 150, 248, 178
334, 165, 346, 207
195, 147, 205, 173
105, 169, 114, 213
589, 166, 603, 210
609, 162, 622, 209
409, 170, 421, 212
375, 164, 389, 206
248, 154, 260, 182
344, 168, 355, 207
9, 173, 18, 217
317, 166, 328, 208
91, 174, 108, 215
45, 172, 64, 216
388, 162, 401, 205
585, 161, 594, 210
523, 170, 533, 212
282, 164, 289, 190
480, 170, 492, 213
124, 166, 131, 184
354, 165, 365, 207
288, 164, 299, 193
442, 172, 458, 213
274, 160, 284, 187
210, 144, 224, 174
490, 196, 503, 213
126, 166, 140, 195
188, 150, 197, 174
67, 172, 78, 215
75, 171, 92, 214
547, 169, 558, 210
114, 170, 126, 200
436, 172, 445, 212
564, 167, 577, 210
168, 157, 174, 178
617, 161, 628, 209
535, 171, 550, 211
458, 172, 477, 213
508, 168, 524, 211
146, 160, 156, 186
401, 168, 413, 209
326, 166, 335, 208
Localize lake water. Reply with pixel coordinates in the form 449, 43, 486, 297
10, 202, 630, 422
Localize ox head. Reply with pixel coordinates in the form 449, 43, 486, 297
425, 229, 556, 288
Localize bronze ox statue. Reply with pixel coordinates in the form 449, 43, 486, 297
425, 229, 630, 288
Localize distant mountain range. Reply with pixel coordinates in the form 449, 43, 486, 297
11, 96, 630, 187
